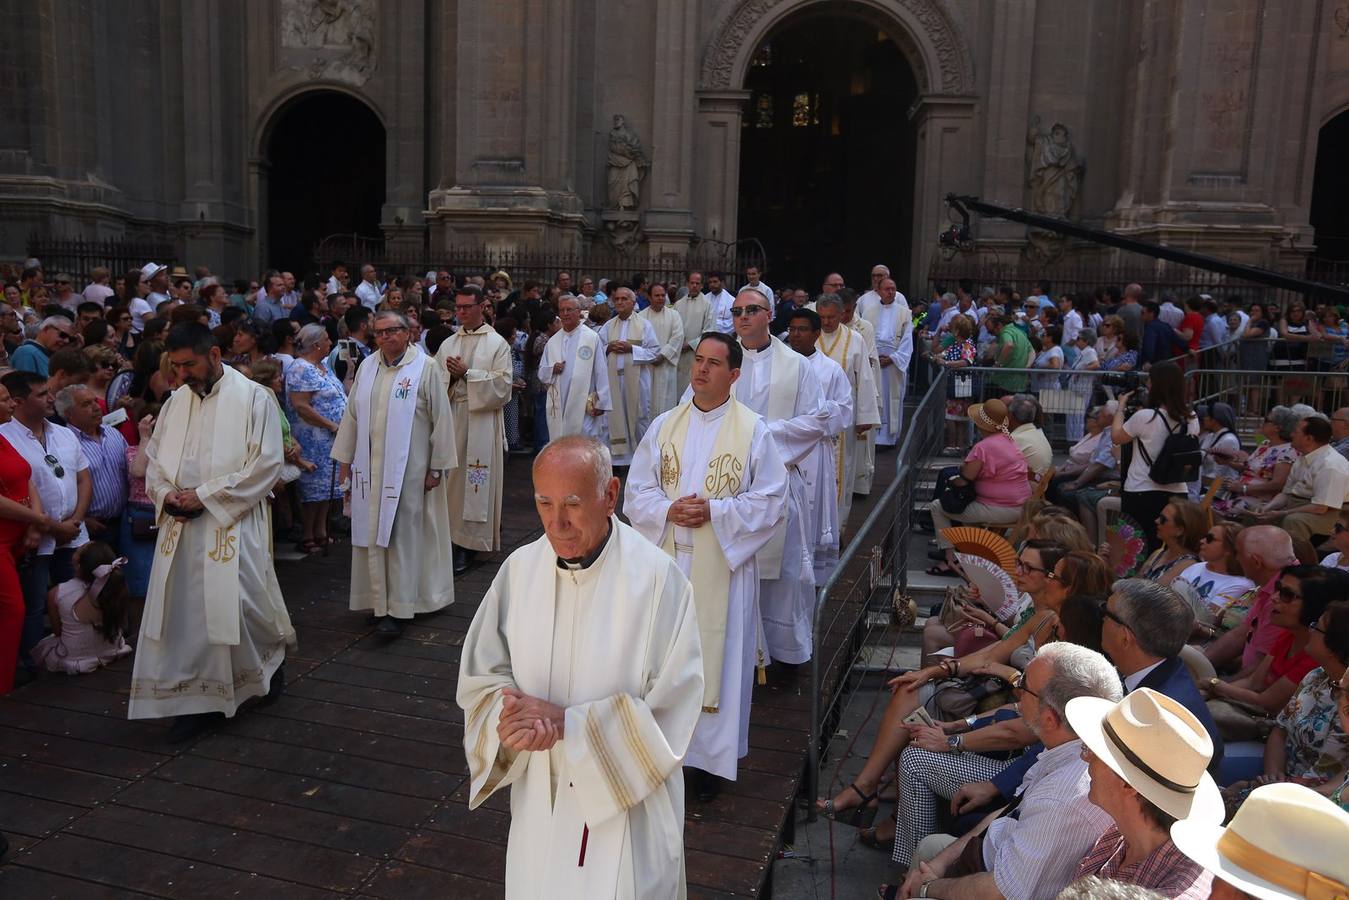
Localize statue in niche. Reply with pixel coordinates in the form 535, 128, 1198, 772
605, 114, 649, 211
281, 0, 377, 84
1024, 116, 1085, 262
604, 216, 644, 252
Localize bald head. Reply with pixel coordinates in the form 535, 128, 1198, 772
822, 273, 845, 294
534, 436, 614, 500
533, 437, 619, 561
1333, 408, 1349, 440
1123, 283, 1143, 302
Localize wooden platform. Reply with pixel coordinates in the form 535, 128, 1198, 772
0, 451, 896, 898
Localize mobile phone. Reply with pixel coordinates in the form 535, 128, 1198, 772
903, 707, 937, 729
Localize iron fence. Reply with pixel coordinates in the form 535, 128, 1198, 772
1187, 367, 1349, 423
312, 234, 767, 290
807, 367, 948, 821
24, 235, 178, 286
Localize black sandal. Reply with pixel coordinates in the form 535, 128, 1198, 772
857, 825, 892, 851
817, 782, 879, 826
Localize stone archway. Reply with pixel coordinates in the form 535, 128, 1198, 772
696, 0, 977, 291
1311, 107, 1349, 264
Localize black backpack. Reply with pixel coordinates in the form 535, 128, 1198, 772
1137, 409, 1201, 484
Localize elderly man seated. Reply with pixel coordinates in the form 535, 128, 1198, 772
1049, 403, 1119, 509
1006, 394, 1053, 480
886, 643, 1123, 900
1252, 415, 1349, 543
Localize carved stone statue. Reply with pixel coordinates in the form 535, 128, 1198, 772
605, 114, 648, 211
281, 0, 378, 85
1024, 116, 1085, 262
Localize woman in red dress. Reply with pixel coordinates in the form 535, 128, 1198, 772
0, 383, 51, 694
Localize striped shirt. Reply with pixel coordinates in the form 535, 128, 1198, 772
68, 424, 129, 519
1073, 826, 1213, 899
983, 740, 1115, 900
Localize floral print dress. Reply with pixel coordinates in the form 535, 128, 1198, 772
1212, 441, 1298, 515
942, 337, 976, 420
1275, 668, 1349, 784
284, 358, 348, 502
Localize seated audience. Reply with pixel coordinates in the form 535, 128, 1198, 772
1213, 405, 1300, 517
29, 541, 133, 674
1254, 416, 1349, 543
1050, 404, 1120, 509
1008, 394, 1053, 479
1194, 402, 1241, 501
1320, 509, 1349, 570
1066, 688, 1222, 898
889, 643, 1124, 900
928, 399, 1030, 577
1137, 498, 1206, 587
1176, 522, 1255, 639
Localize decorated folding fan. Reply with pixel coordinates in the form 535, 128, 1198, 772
954, 553, 1020, 621
1104, 511, 1146, 578
940, 527, 1017, 575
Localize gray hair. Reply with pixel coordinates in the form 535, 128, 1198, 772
816, 295, 844, 314
1289, 403, 1325, 423
940, 292, 958, 307
1035, 642, 1123, 728
372, 310, 410, 329
979, 286, 996, 300
1007, 394, 1040, 425
1266, 405, 1300, 441
1111, 578, 1195, 659
295, 324, 329, 354
1077, 327, 1097, 345
533, 435, 613, 499
53, 384, 92, 418
1055, 875, 1166, 900
39, 316, 70, 333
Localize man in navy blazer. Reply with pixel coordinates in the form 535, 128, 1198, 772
952, 579, 1222, 822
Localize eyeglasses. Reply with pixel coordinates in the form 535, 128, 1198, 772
454, 303, 481, 313
43, 454, 65, 479
1015, 557, 1054, 578
1100, 603, 1131, 630
1013, 681, 1040, 700
1275, 584, 1302, 602
730, 306, 768, 317
1336, 522, 1346, 534
373, 326, 408, 338
1309, 620, 1328, 636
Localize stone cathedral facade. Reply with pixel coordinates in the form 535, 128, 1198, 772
3, 0, 1347, 286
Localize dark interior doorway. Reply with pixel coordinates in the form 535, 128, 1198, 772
737, 16, 918, 293
1311, 110, 1349, 267
266, 91, 386, 276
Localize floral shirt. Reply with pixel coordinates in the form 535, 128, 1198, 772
942, 337, 976, 365
1275, 667, 1349, 783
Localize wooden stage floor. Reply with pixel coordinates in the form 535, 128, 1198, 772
0, 451, 894, 898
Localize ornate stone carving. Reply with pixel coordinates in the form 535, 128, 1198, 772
605, 114, 649, 211
1023, 116, 1085, 263
281, 0, 377, 85
700, 0, 974, 94
601, 210, 644, 252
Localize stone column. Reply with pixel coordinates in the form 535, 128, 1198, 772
978, 0, 1037, 251
643, 0, 698, 253
692, 89, 750, 245
909, 95, 978, 284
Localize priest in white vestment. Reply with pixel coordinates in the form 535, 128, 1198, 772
538, 294, 610, 442
815, 296, 879, 534
785, 308, 852, 586
599, 287, 661, 465
738, 265, 774, 309
717, 288, 830, 667
333, 310, 457, 636
129, 323, 294, 743
636, 282, 684, 418
705, 273, 737, 334
434, 285, 512, 573
458, 436, 704, 900
854, 264, 890, 318
675, 273, 716, 398
860, 278, 912, 449
843, 293, 881, 495
625, 333, 788, 799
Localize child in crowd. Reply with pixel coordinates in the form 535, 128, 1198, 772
30, 541, 134, 674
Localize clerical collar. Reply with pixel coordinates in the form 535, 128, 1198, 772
557, 520, 613, 570
799, 347, 817, 358
692, 396, 731, 418
742, 339, 771, 354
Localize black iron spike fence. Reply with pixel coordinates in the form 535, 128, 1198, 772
24, 234, 178, 285
312, 234, 768, 289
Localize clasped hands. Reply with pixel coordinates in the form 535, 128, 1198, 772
497, 687, 566, 752
445, 355, 468, 379
165, 489, 204, 523
666, 493, 711, 528
605, 340, 632, 355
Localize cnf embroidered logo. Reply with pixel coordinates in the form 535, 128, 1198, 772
578, 345, 593, 361
393, 376, 413, 400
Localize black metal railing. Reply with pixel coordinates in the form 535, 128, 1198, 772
25, 235, 178, 285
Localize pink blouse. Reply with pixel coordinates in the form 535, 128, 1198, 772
967, 433, 1031, 507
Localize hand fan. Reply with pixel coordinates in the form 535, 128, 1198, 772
1104, 511, 1146, 578
940, 527, 1017, 574
954, 552, 1020, 620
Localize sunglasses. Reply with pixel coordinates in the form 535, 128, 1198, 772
1200, 533, 1220, 544
98, 361, 118, 370
44, 454, 65, 479
1336, 522, 1346, 534
1100, 602, 1130, 630
1275, 584, 1302, 602
730, 306, 768, 317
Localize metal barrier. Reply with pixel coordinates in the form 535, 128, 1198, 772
807, 367, 948, 821
1187, 367, 1349, 420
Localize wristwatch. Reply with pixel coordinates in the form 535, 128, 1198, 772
1209, 676, 1222, 689
947, 734, 964, 753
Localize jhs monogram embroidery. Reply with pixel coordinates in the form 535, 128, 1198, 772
159, 521, 181, 556
208, 526, 238, 563
704, 453, 743, 496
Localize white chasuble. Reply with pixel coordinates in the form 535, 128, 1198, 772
819, 325, 880, 535
458, 521, 704, 900
599, 315, 660, 465
625, 399, 787, 781
130, 367, 293, 720
800, 349, 851, 586
674, 292, 716, 399
734, 337, 830, 665
332, 347, 457, 617
637, 305, 685, 418
436, 324, 512, 551
848, 315, 881, 495
861, 300, 913, 447
538, 325, 610, 442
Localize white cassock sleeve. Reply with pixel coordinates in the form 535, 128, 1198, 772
562, 567, 703, 826
629, 319, 661, 364
709, 421, 789, 569
535, 332, 561, 386
819, 362, 852, 434
766, 362, 832, 467
889, 312, 914, 373
654, 313, 683, 366
171, 389, 284, 527
854, 346, 881, 427
591, 352, 612, 413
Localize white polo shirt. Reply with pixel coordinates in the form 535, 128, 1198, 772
0, 418, 89, 554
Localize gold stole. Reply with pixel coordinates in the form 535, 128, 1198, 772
604, 318, 643, 456
142, 367, 254, 646
446, 326, 500, 523
819, 328, 852, 501
754, 337, 800, 580
656, 398, 758, 712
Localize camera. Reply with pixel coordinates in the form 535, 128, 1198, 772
1101, 370, 1147, 414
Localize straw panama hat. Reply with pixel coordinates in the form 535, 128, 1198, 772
1065, 688, 1223, 824
1170, 782, 1349, 900
967, 398, 1009, 434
